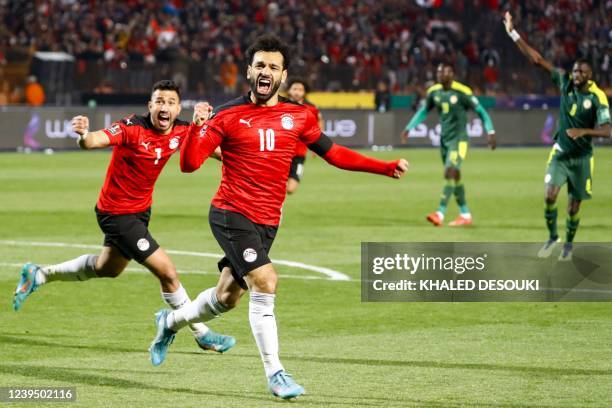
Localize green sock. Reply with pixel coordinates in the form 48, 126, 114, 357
438, 180, 454, 215
544, 203, 558, 240
454, 182, 469, 214
566, 214, 580, 243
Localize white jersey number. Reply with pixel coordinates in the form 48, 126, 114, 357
258, 128, 275, 151
154, 147, 162, 165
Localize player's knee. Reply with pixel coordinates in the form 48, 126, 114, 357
217, 290, 241, 309
567, 201, 581, 216
250, 271, 277, 294
95, 263, 124, 278
156, 265, 179, 288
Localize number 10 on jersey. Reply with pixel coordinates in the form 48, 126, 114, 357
258, 128, 275, 151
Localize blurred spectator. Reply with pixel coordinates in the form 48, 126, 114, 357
24, 76, 45, 106
94, 79, 114, 94
220, 55, 238, 95
0, 80, 9, 105
374, 81, 392, 113
483, 59, 499, 95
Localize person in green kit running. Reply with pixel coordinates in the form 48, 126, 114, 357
503, 12, 611, 261
401, 62, 497, 227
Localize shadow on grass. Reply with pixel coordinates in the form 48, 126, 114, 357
3, 333, 610, 378
280, 355, 612, 377
0, 363, 399, 406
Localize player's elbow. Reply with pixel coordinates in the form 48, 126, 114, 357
180, 163, 198, 173
180, 157, 201, 173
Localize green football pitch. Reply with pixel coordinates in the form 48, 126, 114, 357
1, 147, 611, 407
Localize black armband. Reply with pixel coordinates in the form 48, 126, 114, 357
307, 133, 333, 156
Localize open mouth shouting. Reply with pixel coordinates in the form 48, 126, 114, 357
256, 76, 272, 95
157, 111, 171, 128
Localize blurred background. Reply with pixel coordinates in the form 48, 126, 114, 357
0, 0, 610, 149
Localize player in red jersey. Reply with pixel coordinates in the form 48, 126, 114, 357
149, 36, 408, 400
13, 80, 235, 355
285, 77, 324, 194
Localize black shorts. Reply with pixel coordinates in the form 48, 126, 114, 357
95, 207, 160, 263
209, 206, 278, 290
288, 155, 306, 182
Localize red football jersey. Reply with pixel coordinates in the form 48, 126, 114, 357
293, 100, 321, 157
188, 95, 321, 225
98, 114, 189, 214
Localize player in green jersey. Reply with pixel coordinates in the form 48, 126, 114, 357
402, 62, 497, 227
504, 12, 611, 260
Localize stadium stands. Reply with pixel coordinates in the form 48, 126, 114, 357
0, 0, 610, 102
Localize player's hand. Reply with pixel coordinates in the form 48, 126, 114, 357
71, 115, 89, 136
487, 133, 497, 150
400, 130, 409, 144
566, 128, 586, 139
193, 102, 213, 126
503, 11, 514, 33
392, 158, 409, 179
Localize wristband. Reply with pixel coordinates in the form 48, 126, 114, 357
508, 29, 520, 42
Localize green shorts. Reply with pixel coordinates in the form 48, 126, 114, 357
545, 148, 594, 200
440, 140, 469, 170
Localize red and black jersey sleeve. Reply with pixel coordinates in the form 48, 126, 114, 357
102, 115, 139, 146
299, 108, 322, 145
181, 115, 225, 172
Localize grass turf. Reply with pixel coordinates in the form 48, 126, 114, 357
0, 147, 611, 407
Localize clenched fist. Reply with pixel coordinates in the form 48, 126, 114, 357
393, 158, 409, 179
71, 115, 90, 136
193, 102, 213, 126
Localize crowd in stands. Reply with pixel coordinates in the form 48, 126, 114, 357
0, 0, 610, 103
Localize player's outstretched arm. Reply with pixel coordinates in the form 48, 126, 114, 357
401, 105, 429, 143
71, 115, 110, 150
180, 102, 219, 172
308, 134, 408, 179
503, 11, 554, 73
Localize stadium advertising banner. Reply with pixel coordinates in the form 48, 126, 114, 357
0, 107, 610, 150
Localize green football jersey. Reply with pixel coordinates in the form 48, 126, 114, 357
425, 81, 480, 143
552, 69, 610, 157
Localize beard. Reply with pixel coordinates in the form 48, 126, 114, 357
249, 74, 282, 103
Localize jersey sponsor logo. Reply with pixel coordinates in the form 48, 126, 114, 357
141, 141, 150, 151
239, 118, 253, 127
281, 114, 294, 130
200, 124, 208, 137
169, 137, 180, 149
137, 238, 150, 251
450, 95, 458, 104
544, 174, 552, 184
107, 124, 121, 136
583, 99, 592, 110
243, 248, 258, 263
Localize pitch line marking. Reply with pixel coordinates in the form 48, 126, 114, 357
0, 240, 353, 281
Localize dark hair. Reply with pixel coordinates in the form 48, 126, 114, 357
574, 58, 592, 69
245, 35, 291, 70
151, 80, 181, 99
286, 77, 310, 93
438, 62, 455, 72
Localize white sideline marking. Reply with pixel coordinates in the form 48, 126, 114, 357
0, 240, 352, 281
0, 262, 345, 281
